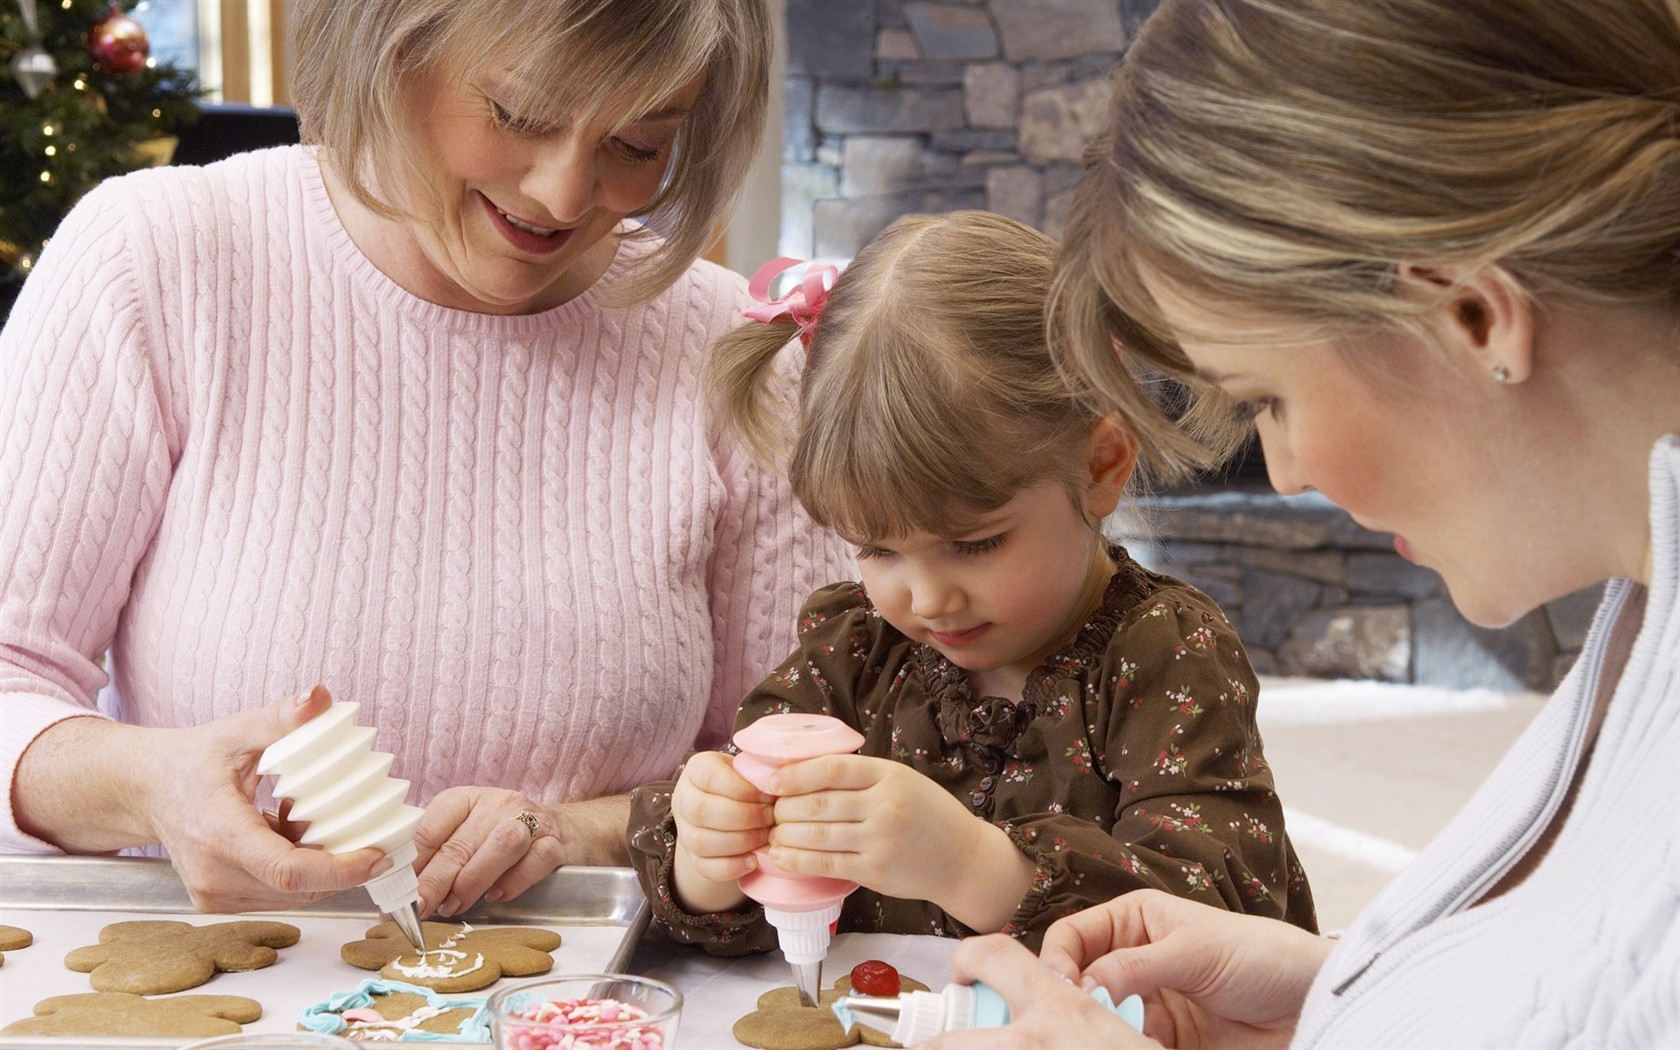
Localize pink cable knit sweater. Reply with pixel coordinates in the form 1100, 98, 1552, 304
0, 145, 851, 851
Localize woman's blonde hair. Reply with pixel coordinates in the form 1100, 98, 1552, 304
289, 0, 768, 304
1054, 0, 1680, 473
709, 210, 1179, 542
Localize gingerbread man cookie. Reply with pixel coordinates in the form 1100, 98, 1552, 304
340, 920, 562, 993
1, 991, 262, 1038
64, 918, 301, 994
733, 965, 929, 1050
0, 924, 33, 965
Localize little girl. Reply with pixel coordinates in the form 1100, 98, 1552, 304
627, 211, 1316, 953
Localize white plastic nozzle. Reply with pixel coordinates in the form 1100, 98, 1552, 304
893, 986, 990, 1046
364, 839, 427, 954
762, 900, 842, 964
363, 839, 420, 910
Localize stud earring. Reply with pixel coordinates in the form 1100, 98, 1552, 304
1490, 365, 1510, 383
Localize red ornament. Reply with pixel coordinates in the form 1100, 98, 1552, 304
848, 960, 901, 997
88, 4, 150, 77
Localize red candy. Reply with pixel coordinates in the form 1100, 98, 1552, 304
850, 960, 901, 997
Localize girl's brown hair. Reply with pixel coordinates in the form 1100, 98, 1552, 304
289, 0, 768, 305
709, 210, 1182, 541
1054, 0, 1680, 473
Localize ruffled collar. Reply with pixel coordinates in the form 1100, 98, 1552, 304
913, 544, 1153, 753
934, 691, 1037, 751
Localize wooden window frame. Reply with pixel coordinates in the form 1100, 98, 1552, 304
215, 0, 289, 106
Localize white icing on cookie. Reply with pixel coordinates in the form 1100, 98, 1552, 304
389, 950, 485, 980
389, 923, 484, 980
346, 1003, 453, 1039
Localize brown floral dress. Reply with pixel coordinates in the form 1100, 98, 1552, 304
627, 546, 1317, 953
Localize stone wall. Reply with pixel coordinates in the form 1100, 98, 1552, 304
1115, 490, 1603, 691
780, 0, 1161, 259
780, 0, 1600, 691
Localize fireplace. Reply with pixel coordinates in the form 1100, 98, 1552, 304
1115, 481, 1597, 691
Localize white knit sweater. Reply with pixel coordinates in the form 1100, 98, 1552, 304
1294, 436, 1680, 1047
0, 145, 852, 850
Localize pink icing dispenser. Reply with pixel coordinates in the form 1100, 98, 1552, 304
733, 713, 866, 1007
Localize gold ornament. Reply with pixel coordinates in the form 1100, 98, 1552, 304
130, 135, 177, 167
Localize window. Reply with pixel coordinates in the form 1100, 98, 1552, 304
130, 0, 288, 106
133, 0, 199, 73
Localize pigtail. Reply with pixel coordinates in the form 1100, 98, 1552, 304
709, 256, 839, 469
704, 315, 804, 470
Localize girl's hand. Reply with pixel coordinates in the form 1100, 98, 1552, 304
926, 934, 1158, 1049
764, 754, 1033, 927
668, 751, 774, 912
1036, 889, 1330, 1050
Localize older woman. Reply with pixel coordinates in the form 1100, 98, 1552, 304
0, 0, 849, 918
934, 0, 1680, 1046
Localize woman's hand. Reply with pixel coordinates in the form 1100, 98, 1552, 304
926, 935, 1158, 1049
411, 788, 629, 918
669, 751, 773, 913
764, 754, 1034, 929
13, 686, 385, 912
1038, 889, 1331, 1049
158, 687, 390, 911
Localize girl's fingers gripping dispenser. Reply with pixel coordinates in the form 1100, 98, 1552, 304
732, 713, 867, 1007
257, 699, 429, 953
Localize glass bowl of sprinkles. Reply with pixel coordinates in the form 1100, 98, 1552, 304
487, 974, 682, 1050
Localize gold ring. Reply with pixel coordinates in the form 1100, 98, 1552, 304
512, 811, 540, 838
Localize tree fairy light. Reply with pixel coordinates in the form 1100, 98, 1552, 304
2, 0, 200, 316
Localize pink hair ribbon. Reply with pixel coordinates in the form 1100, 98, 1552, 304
743, 256, 839, 348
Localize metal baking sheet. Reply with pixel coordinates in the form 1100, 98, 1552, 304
0, 855, 649, 1048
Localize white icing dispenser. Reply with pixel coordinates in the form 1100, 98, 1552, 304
258, 699, 428, 952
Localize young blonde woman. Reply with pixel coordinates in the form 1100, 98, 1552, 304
0, 0, 851, 919
628, 211, 1316, 953
933, 0, 1680, 1045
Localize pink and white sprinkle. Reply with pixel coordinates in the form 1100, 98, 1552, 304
501, 996, 666, 1050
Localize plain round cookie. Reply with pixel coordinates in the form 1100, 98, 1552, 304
0, 924, 33, 965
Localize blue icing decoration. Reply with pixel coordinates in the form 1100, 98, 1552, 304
299, 978, 490, 1042
830, 997, 857, 1032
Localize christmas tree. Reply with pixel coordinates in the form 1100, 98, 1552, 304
1, 0, 199, 321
